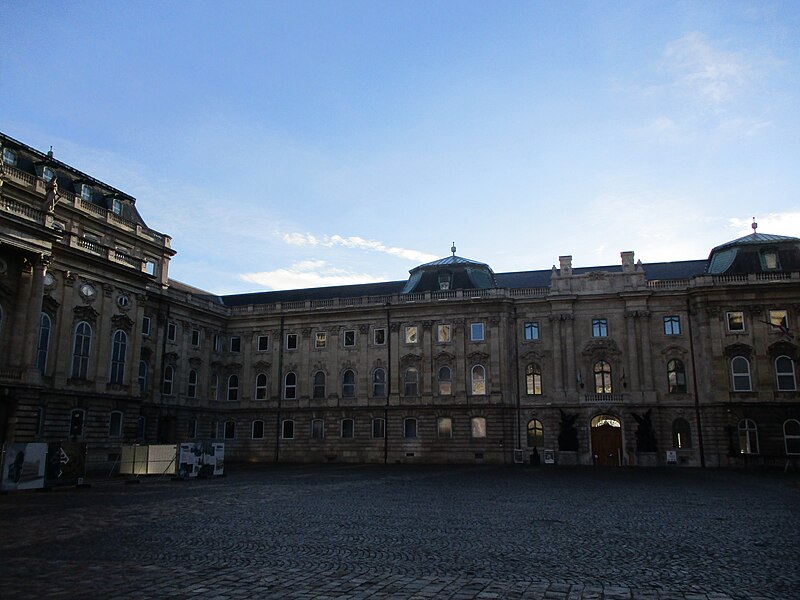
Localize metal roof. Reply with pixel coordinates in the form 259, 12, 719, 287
710, 232, 799, 253
410, 255, 490, 271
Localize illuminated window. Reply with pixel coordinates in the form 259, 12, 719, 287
471, 416, 487, 438
437, 417, 452, 438
769, 310, 788, 330
315, 331, 327, 349
405, 326, 418, 344
526, 363, 542, 395
667, 359, 687, 393
726, 311, 745, 332
594, 360, 612, 394
437, 324, 451, 343
471, 365, 486, 395
527, 419, 544, 448
760, 249, 780, 271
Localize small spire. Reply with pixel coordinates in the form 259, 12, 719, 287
751, 217, 758, 235
451, 242, 456, 256
47, 146, 54, 159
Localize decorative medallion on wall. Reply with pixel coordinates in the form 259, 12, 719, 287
79, 282, 96, 302
116, 293, 130, 310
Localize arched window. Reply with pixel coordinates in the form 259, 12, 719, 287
162, 365, 174, 395
672, 418, 692, 449
404, 367, 418, 396
342, 369, 356, 398
71, 321, 92, 379
667, 359, 687, 393
312, 371, 326, 399
731, 357, 752, 391
36, 313, 51, 373
187, 369, 198, 398
109, 330, 127, 384
404, 417, 417, 438
284, 372, 297, 399
775, 356, 797, 391
227, 374, 239, 401
471, 365, 486, 395
372, 368, 386, 397
526, 363, 542, 395
138, 361, 148, 396
471, 416, 487, 438
527, 418, 544, 448
109, 411, 123, 438
437, 366, 452, 396
784, 419, 800, 455
341, 418, 354, 438
738, 419, 759, 454
594, 360, 612, 394
255, 373, 268, 400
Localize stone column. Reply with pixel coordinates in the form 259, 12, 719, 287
489, 316, 502, 395
625, 311, 641, 391
10, 261, 33, 366
550, 315, 564, 394
53, 272, 76, 385
128, 295, 147, 392
389, 322, 401, 402
563, 315, 576, 393
22, 258, 48, 372
639, 312, 654, 390
91, 284, 115, 387
453, 319, 466, 397
421, 321, 433, 396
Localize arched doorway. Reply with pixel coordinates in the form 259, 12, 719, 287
591, 414, 622, 466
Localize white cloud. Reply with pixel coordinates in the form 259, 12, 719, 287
240, 260, 381, 291
280, 232, 438, 262
728, 212, 800, 237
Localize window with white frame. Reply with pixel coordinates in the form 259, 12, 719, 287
471, 416, 487, 438
312, 371, 326, 399
213, 333, 221, 353
769, 309, 789, 330
731, 356, 752, 391
372, 418, 385, 438
526, 363, 542, 395
726, 311, 745, 332
438, 366, 452, 396
404, 367, 419, 396
286, 333, 298, 350
315, 331, 327, 349
109, 411, 123, 438
738, 419, 759, 454
80, 184, 92, 201
142, 315, 151, 337
784, 419, 800, 455
437, 324, 451, 343
37, 313, 51, 373
470, 322, 484, 341
167, 322, 176, 342
437, 417, 452, 438
109, 330, 127, 385
42, 166, 55, 182
372, 369, 386, 397
592, 318, 608, 337
343, 329, 356, 347
255, 373, 268, 400
373, 328, 386, 345
252, 420, 264, 439
224, 420, 236, 439
257, 335, 269, 352
138, 361, 148, 395
404, 417, 417, 439
229, 336, 241, 353
311, 418, 325, 439
227, 374, 239, 401
663, 316, 681, 335
341, 418, 354, 439
775, 355, 796, 391
524, 322, 539, 341
284, 372, 297, 399
2, 147, 17, 166
405, 325, 418, 344
191, 328, 200, 347
342, 369, 356, 398
471, 365, 486, 395
282, 419, 294, 439
187, 369, 198, 398
162, 365, 175, 395
71, 321, 92, 380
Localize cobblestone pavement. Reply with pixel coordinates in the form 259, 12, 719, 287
0, 465, 798, 599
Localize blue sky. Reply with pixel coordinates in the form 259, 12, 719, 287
2, 1, 799, 293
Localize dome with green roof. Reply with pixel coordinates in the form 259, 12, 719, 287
402, 245, 497, 293
707, 223, 800, 275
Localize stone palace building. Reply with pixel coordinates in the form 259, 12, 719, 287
1, 131, 799, 470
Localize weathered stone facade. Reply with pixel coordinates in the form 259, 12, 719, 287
1, 132, 799, 471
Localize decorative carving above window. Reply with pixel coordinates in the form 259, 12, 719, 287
73, 305, 99, 324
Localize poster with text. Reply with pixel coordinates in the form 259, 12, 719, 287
1, 443, 47, 491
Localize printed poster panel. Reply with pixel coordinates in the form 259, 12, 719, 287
1, 443, 47, 491
45, 442, 86, 486
212, 443, 225, 476
543, 449, 556, 465
178, 441, 224, 478
178, 443, 202, 478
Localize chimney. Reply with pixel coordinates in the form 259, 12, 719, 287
559, 255, 573, 277
621, 251, 635, 273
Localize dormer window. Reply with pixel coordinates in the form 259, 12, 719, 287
2, 148, 17, 166
760, 249, 779, 271
80, 184, 92, 202
438, 271, 452, 291
42, 166, 55, 182
111, 198, 123, 215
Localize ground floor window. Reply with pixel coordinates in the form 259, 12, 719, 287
437, 417, 452, 438
784, 419, 800, 455
404, 417, 417, 438
672, 418, 692, 449
282, 419, 295, 439
372, 418, 385, 438
527, 418, 544, 448
738, 419, 759, 454
251, 420, 264, 439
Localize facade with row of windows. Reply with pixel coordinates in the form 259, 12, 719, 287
2, 131, 799, 470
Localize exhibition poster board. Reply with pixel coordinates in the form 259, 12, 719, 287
45, 442, 87, 486
1, 443, 48, 491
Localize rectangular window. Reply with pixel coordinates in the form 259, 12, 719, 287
257, 335, 269, 352
437, 324, 451, 343
167, 322, 176, 342
312, 419, 324, 439
437, 417, 452, 438
727, 311, 745, 332
282, 420, 294, 439
769, 310, 788, 330
191, 328, 200, 347
224, 420, 235, 439
341, 419, 354, 439
142, 316, 151, 337
213, 334, 221, 353
524, 322, 539, 341
470, 322, 484, 341
372, 418, 385, 438
144, 259, 157, 276
404, 418, 417, 439
405, 326, 418, 344
373, 328, 386, 345
343, 330, 356, 347
592, 319, 608, 337
109, 412, 123, 438
229, 336, 241, 353
315, 331, 327, 349
663, 316, 681, 335
471, 416, 487, 438
252, 420, 264, 439
286, 333, 298, 350
188, 419, 197, 439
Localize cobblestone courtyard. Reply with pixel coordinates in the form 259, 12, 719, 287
0, 465, 798, 599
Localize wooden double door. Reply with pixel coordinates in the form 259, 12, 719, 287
591, 423, 622, 466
